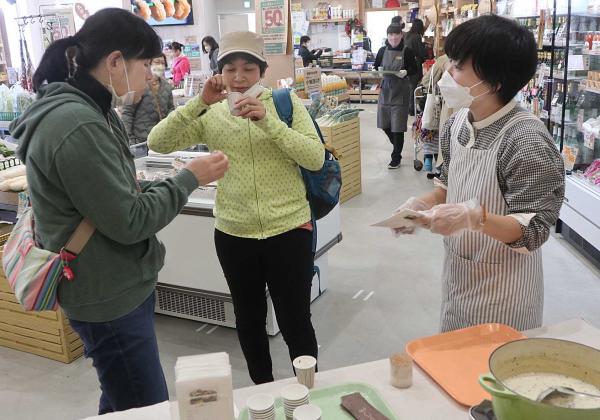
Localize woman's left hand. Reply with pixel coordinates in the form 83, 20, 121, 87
235, 96, 266, 121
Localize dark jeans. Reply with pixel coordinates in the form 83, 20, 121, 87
69, 292, 168, 415
215, 228, 318, 384
384, 129, 405, 162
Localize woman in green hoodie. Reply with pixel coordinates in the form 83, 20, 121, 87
10, 8, 228, 415
149, 31, 325, 385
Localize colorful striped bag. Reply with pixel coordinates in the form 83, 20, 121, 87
2, 207, 94, 311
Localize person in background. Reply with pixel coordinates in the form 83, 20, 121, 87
405, 19, 427, 115
374, 21, 418, 169
121, 54, 174, 157
299, 35, 322, 67
357, 27, 372, 52
9, 8, 228, 415
393, 15, 565, 333
419, 54, 453, 174
149, 31, 324, 385
202, 35, 220, 75
169, 41, 190, 87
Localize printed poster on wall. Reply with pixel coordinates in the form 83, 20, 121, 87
40, 6, 76, 50
258, 0, 289, 55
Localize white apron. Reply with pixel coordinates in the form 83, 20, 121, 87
440, 109, 544, 332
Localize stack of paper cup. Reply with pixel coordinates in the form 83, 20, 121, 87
293, 404, 322, 420
293, 356, 317, 389
281, 384, 310, 420
246, 393, 275, 420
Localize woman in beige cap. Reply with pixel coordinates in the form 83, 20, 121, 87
149, 31, 324, 384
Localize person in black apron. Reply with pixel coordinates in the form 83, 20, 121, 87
374, 22, 419, 169
391, 15, 565, 332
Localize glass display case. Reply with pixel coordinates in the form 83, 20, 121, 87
555, 1, 600, 268
498, 1, 600, 267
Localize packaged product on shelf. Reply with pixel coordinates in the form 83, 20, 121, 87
583, 159, 600, 185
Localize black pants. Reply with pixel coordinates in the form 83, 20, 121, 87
384, 129, 405, 162
214, 228, 318, 384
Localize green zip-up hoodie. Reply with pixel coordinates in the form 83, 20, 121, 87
11, 78, 198, 322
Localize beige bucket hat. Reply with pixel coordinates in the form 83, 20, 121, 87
217, 31, 267, 63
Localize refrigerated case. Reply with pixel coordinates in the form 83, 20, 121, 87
498, 1, 600, 267
136, 152, 343, 335
552, 1, 600, 268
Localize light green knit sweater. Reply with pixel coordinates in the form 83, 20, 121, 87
148, 89, 325, 239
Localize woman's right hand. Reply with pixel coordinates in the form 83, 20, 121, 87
392, 197, 430, 236
201, 75, 228, 105
185, 151, 229, 186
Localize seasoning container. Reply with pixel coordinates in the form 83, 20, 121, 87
389, 352, 413, 389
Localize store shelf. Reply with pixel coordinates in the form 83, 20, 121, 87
308, 18, 348, 24
583, 50, 600, 56
365, 7, 407, 12
586, 86, 600, 95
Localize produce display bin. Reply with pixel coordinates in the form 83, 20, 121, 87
319, 117, 362, 203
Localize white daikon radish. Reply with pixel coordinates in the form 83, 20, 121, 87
8, 176, 27, 191
0, 165, 26, 181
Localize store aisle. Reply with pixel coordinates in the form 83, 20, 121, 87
1, 105, 600, 420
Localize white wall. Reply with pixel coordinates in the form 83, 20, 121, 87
216, 0, 254, 15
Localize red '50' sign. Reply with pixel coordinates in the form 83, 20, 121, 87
263, 9, 284, 28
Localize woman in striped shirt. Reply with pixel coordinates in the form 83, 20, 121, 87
394, 15, 565, 332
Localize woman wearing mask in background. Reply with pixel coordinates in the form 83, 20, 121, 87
202, 36, 220, 75
393, 15, 564, 333
374, 21, 418, 169
404, 19, 427, 116
299, 35, 323, 67
121, 54, 174, 157
170, 41, 190, 87
149, 31, 324, 385
9, 9, 228, 414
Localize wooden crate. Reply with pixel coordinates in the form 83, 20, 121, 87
0, 269, 84, 363
319, 117, 362, 203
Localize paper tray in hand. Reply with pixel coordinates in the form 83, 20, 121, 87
371, 209, 424, 229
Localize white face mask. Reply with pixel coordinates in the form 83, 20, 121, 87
151, 64, 166, 78
108, 58, 136, 108
437, 70, 489, 109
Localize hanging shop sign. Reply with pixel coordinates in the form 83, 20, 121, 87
258, 0, 289, 55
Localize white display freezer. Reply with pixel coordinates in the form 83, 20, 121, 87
137, 152, 342, 335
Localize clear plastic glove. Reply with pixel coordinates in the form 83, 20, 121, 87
391, 197, 431, 236
395, 70, 408, 79
419, 199, 484, 236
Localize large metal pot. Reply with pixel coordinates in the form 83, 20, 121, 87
478, 338, 600, 420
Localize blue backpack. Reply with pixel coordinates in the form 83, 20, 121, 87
271, 88, 342, 222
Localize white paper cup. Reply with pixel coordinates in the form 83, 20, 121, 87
247, 393, 275, 418
293, 355, 317, 389
293, 404, 322, 420
227, 92, 243, 116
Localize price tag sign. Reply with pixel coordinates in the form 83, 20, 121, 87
303, 67, 322, 94
259, 0, 289, 55
584, 130, 596, 150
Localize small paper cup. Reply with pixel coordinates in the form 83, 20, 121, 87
389, 352, 413, 389
293, 355, 317, 389
227, 92, 243, 116
293, 404, 322, 420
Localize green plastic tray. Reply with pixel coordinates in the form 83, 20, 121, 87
238, 382, 398, 420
